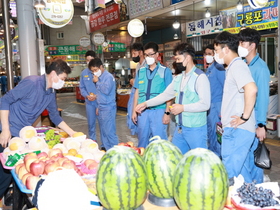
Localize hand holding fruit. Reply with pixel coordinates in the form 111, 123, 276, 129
170, 104, 184, 115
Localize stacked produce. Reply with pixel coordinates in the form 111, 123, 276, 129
173, 148, 229, 210
236, 182, 279, 208
118, 141, 144, 155
96, 146, 147, 210
143, 139, 182, 199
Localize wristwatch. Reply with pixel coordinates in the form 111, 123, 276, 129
258, 123, 265, 128
164, 112, 170, 115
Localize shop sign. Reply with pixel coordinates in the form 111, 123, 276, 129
79, 36, 91, 47
186, 15, 223, 37
89, 4, 120, 32
129, 0, 163, 18
164, 40, 181, 51
171, 0, 184, 4
96, 41, 126, 53
223, 0, 278, 33
91, 32, 105, 45
37, 0, 74, 28
45, 45, 91, 56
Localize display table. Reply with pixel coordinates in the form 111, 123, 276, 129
94, 199, 234, 210
116, 88, 131, 110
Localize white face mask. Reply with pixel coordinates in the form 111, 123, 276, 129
205, 55, 214, 64
145, 57, 155, 66
214, 48, 226, 65
94, 69, 102, 77
238, 45, 249, 58
52, 75, 65, 90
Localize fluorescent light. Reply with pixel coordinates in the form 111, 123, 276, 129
172, 20, 180, 29
205, 8, 211, 18
236, 1, 243, 11
205, 0, 211, 5
34, 0, 46, 9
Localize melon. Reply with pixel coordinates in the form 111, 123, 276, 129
173, 148, 229, 210
28, 136, 47, 151
8, 137, 26, 151
19, 126, 37, 142
143, 139, 182, 199
96, 146, 147, 210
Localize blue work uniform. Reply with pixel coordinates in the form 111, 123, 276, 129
0, 74, 63, 198
246, 53, 270, 183
172, 67, 208, 154
95, 70, 119, 150
205, 61, 225, 158
126, 87, 137, 135
0, 75, 7, 94
79, 68, 98, 140
134, 62, 173, 147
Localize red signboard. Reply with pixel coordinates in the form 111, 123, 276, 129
89, 4, 120, 32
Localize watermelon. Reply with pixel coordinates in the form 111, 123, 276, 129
96, 146, 147, 210
173, 148, 228, 210
143, 139, 182, 199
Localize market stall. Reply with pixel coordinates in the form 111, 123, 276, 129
116, 88, 131, 110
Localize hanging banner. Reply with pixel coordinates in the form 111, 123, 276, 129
222, 0, 278, 33
129, 0, 163, 18
96, 41, 126, 53
37, 0, 74, 28
186, 15, 223, 37
45, 45, 91, 56
89, 4, 120, 32
171, 0, 184, 4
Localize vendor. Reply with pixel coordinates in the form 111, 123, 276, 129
0, 59, 76, 203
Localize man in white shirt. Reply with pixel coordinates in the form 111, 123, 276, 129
214, 31, 257, 184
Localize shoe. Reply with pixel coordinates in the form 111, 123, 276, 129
100, 147, 106, 151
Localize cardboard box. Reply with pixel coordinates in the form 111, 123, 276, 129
266, 114, 279, 131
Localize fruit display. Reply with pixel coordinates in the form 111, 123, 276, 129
173, 148, 229, 210
118, 141, 144, 155
96, 146, 147, 210
19, 126, 37, 142
143, 139, 182, 199
44, 129, 61, 149
235, 182, 279, 208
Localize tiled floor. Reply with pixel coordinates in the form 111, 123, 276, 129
55, 92, 280, 183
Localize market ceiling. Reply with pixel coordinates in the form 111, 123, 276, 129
72, 0, 240, 33
0, 0, 240, 33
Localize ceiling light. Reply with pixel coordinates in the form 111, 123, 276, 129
192, 32, 197, 36
173, 33, 179, 40
205, 8, 211, 18
236, 1, 243, 11
205, 0, 211, 5
172, 20, 180, 29
34, 0, 46, 9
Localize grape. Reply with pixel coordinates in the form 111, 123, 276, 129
237, 182, 279, 208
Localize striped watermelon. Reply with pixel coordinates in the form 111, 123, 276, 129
96, 146, 147, 210
143, 139, 182, 199
173, 148, 228, 210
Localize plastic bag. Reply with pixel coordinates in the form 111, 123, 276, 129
254, 142, 272, 169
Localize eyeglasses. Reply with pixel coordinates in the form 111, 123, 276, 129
144, 52, 157, 57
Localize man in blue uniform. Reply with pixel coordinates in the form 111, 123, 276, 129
214, 31, 257, 183
89, 58, 119, 150
238, 28, 270, 183
0, 59, 76, 204
135, 43, 210, 154
204, 44, 225, 158
132, 42, 173, 148
79, 50, 98, 141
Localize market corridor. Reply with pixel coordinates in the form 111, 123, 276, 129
56, 93, 280, 183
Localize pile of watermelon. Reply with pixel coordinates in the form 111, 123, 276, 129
96, 139, 229, 210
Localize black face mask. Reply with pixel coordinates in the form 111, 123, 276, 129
176, 62, 186, 72
132, 56, 140, 63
